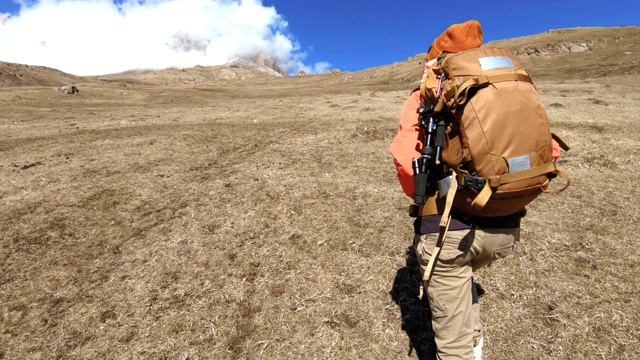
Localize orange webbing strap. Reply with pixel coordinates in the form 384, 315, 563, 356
422, 171, 459, 288
469, 162, 571, 210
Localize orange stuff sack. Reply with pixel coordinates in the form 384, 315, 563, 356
421, 47, 570, 217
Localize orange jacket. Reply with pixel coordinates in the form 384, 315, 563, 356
390, 89, 423, 198
390, 90, 562, 198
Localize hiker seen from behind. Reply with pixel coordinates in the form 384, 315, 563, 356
390, 20, 570, 360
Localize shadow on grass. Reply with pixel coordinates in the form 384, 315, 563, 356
390, 245, 437, 360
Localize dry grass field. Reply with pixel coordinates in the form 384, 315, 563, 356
1, 26, 639, 359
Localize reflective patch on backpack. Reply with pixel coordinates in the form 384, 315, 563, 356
438, 176, 452, 198
479, 56, 515, 71
508, 155, 531, 172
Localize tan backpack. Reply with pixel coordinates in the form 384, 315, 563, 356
420, 47, 570, 217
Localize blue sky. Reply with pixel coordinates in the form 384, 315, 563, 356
0, 0, 638, 76
262, 0, 639, 71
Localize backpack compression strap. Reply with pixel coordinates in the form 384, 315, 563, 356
443, 73, 534, 108
462, 162, 571, 210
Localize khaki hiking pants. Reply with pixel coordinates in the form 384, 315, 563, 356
414, 227, 520, 360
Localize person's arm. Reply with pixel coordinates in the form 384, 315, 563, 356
551, 139, 561, 161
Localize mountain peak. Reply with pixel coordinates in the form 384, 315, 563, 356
225, 56, 286, 77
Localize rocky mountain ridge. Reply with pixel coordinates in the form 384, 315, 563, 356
224, 57, 285, 77
0, 25, 637, 88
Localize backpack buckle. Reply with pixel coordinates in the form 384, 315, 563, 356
462, 175, 486, 191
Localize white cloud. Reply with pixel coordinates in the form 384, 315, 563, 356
0, 0, 331, 75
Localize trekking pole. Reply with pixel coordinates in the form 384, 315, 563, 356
415, 77, 456, 289
413, 105, 453, 288
412, 105, 437, 205
433, 118, 446, 166
432, 75, 447, 166
413, 73, 448, 205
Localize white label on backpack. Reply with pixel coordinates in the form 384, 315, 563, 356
508, 155, 531, 173
479, 56, 515, 71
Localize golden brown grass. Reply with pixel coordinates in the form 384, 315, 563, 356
1, 26, 639, 360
